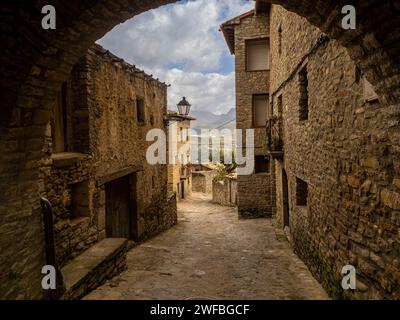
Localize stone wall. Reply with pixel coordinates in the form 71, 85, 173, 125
192, 171, 217, 194
212, 176, 237, 207
167, 117, 192, 201
43, 44, 177, 268
270, 5, 400, 299
237, 172, 274, 218
231, 10, 275, 218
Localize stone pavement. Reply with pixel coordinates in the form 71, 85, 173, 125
84, 193, 328, 300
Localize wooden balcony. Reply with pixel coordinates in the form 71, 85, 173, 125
266, 116, 284, 160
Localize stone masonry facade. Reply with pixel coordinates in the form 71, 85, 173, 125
268, 6, 399, 299
221, 2, 400, 299
167, 113, 194, 201
192, 170, 217, 194
44, 45, 177, 272
221, 9, 275, 219
212, 176, 238, 207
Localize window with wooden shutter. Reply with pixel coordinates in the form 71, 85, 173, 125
246, 38, 270, 71
253, 94, 269, 128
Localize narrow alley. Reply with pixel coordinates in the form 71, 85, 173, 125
84, 193, 328, 300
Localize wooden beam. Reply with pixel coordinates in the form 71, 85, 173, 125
96, 165, 143, 186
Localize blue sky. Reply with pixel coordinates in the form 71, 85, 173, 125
97, 0, 253, 115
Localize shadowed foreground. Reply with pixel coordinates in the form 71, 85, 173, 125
84, 193, 328, 300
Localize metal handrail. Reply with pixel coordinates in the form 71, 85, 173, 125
41, 197, 65, 299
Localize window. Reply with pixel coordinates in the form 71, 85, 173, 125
298, 65, 309, 121
255, 155, 269, 173
278, 25, 282, 56
246, 38, 270, 71
277, 94, 283, 115
253, 94, 269, 128
296, 178, 308, 206
69, 180, 89, 220
53, 82, 68, 153
177, 183, 180, 197
136, 98, 145, 122
354, 66, 361, 84
276, 95, 283, 146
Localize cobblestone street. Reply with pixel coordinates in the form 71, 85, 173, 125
84, 193, 328, 300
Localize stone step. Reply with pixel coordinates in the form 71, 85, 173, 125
61, 238, 130, 300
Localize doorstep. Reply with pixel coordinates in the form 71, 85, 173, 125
61, 238, 130, 300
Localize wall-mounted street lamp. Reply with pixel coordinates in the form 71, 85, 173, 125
177, 97, 191, 116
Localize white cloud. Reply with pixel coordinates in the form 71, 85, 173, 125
97, 0, 253, 114
155, 68, 236, 115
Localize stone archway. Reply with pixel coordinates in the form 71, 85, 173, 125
0, 0, 399, 299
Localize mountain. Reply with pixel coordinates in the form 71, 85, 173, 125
190, 108, 236, 132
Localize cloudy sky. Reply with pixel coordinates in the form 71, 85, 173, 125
97, 0, 253, 115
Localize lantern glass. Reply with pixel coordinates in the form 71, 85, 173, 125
177, 97, 191, 116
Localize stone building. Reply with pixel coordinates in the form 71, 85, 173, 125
43, 44, 177, 290
166, 105, 195, 201
212, 175, 238, 207
192, 163, 218, 194
268, 4, 399, 299
220, 6, 275, 218
220, 0, 399, 299
192, 171, 217, 194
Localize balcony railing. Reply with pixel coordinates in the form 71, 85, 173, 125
266, 115, 284, 159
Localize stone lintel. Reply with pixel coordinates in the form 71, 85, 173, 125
96, 165, 143, 186
51, 152, 89, 168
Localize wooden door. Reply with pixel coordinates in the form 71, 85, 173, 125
181, 181, 185, 199
106, 176, 131, 238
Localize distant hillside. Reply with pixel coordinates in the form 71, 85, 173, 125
191, 108, 236, 132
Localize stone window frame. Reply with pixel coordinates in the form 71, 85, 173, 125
277, 23, 283, 56
179, 127, 185, 142
252, 93, 269, 128
354, 66, 362, 84
244, 37, 270, 72
298, 63, 309, 122
68, 179, 90, 222
295, 177, 308, 207
52, 81, 72, 153
254, 155, 270, 174
136, 97, 145, 123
